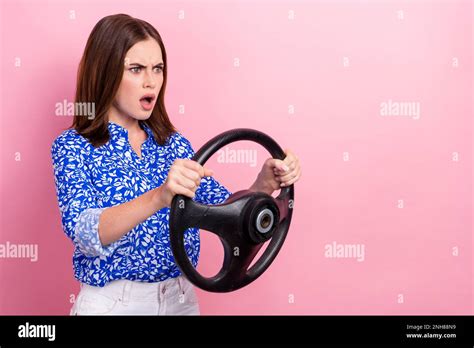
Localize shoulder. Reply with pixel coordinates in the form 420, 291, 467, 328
167, 131, 190, 144
164, 131, 195, 160
167, 131, 193, 153
51, 128, 93, 160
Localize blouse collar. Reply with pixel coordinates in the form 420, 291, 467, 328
107, 121, 154, 141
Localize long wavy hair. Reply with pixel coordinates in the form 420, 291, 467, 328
72, 13, 177, 147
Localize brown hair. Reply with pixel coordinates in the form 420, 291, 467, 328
72, 13, 177, 147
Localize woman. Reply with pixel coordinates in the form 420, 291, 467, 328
51, 13, 301, 315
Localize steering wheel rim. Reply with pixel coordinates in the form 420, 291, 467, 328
169, 128, 294, 292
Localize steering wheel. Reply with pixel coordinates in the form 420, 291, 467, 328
169, 129, 294, 292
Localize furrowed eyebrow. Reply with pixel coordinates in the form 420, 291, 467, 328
128, 62, 164, 68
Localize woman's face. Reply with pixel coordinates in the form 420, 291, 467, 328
110, 38, 164, 123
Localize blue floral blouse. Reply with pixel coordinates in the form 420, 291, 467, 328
51, 121, 232, 287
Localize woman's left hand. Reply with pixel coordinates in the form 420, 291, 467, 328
251, 149, 301, 194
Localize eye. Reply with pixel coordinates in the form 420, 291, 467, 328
154, 66, 163, 73
130, 67, 141, 73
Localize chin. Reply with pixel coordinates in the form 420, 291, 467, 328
133, 112, 153, 121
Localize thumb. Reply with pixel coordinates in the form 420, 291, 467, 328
272, 159, 289, 172
203, 166, 214, 177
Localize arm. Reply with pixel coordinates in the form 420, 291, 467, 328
99, 157, 213, 246
52, 135, 167, 256
249, 178, 274, 195
51, 135, 122, 257
97, 187, 165, 246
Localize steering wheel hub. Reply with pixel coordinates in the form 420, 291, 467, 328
242, 194, 279, 244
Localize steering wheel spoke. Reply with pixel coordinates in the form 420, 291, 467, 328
170, 195, 244, 240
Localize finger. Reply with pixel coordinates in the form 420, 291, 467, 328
202, 166, 214, 177
281, 148, 292, 164
177, 187, 196, 199
277, 170, 296, 183
281, 172, 300, 187
176, 175, 198, 191
181, 159, 203, 176
278, 165, 300, 183
180, 167, 202, 187
280, 167, 301, 187
268, 158, 289, 172
282, 149, 298, 168
274, 159, 297, 175
168, 181, 196, 199
181, 159, 214, 178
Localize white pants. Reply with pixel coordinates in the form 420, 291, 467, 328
70, 276, 200, 315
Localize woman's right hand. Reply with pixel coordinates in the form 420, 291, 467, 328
156, 159, 214, 208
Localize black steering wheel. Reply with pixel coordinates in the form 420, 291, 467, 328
169, 129, 294, 292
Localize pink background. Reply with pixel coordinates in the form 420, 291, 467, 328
0, 0, 472, 315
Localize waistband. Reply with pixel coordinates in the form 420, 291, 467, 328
80, 276, 187, 302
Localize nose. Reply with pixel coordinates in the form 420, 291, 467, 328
143, 68, 156, 89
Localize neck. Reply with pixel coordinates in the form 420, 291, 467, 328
108, 107, 142, 135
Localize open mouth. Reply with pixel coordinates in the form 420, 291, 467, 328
139, 94, 156, 110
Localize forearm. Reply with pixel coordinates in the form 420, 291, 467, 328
98, 186, 165, 246
249, 180, 274, 195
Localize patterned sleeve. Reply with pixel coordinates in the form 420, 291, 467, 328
172, 132, 232, 205
51, 132, 119, 257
